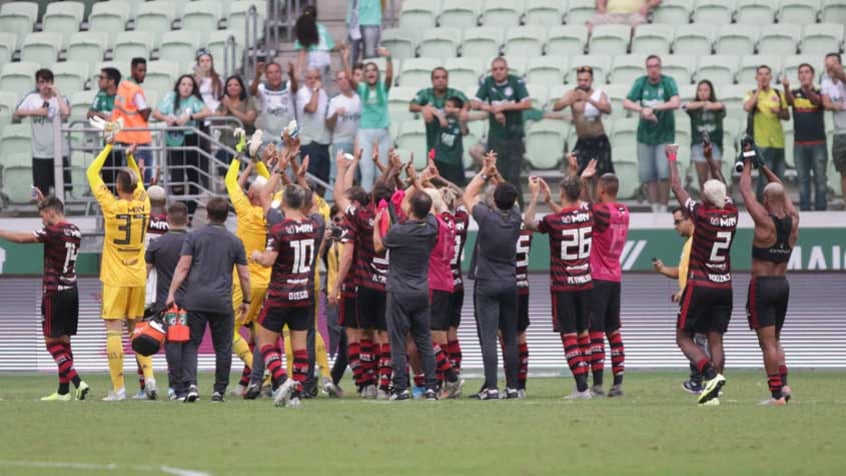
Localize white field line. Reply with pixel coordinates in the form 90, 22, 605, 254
0, 460, 211, 476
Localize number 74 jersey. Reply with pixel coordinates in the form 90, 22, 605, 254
95, 185, 150, 287
536, 203, 594, 292
266, 217, 319, 307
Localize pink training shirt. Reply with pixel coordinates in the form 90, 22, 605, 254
429, 212, 456, 293
590, 202, 630, 283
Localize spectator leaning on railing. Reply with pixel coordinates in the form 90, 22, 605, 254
744, 65, 789, 200
822, 53, 846, 205
683, 79, 726, 191
297, 66, 333, 195
250, 61, 299, 149
215, 75, 257, 166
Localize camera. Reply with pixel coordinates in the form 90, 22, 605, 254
734, 136, 762, 173
329, 225, 345, 241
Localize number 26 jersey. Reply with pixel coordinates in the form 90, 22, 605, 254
537, 203, 594, 292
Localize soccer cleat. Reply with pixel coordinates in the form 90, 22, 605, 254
168, 387, 176, 400
517, 389, 527, 399
41, 391, 72, 402
563, 389, 593, 400
390, 390, 410, 401
607, 385, 624, 397
682, 380, 703, 394
360, 384, 377, 399
243, 383, 262, 400
424, 389, 439, 401
502, 387, 519, 399
287, 396, 302, 408
102, 388, 127, 401
440, 379, 465, 400
131, 390, 148, 400
699, 397, 720, 407
272, 378, 296, 407
169, 392, 185, 402
185, 385, 199, 403
261, 384, 273, 398
473, 388, 499, 400
323, 379, 343, 398
759, 397, 787, 406
230, 385, 246, 398
782, 385, 792, 402
144, 378, 158, 400
376, 388, 391, 400
697, 374, 726, 405
411, 385, 426, 399
591, 385, 605, 397
75, 381, 90, 401
211, 392, 224, 403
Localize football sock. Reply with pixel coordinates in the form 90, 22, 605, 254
433, 343, 457, 383
413, 374, 425, 388
63, 341, 73, 360
315, 332, 332, 380
106, 331, 125, 391
562, 333, 588, 392
447, 339, 462, 374
261, 345, 287, 390
696, 358, 717, 380
589, 331, 605, 387
378, 342, 392, 391
779, 364, 788, 386
578, 334, 591, 378
292, 349, 309, 395
768, 374, 784, 399
136, 354, 154, 381
233, 330, 253, 368
348, 341, 364, 387
518, 342, 529, 390
137, 366, 145, 391
249, 343, 264, 386
360, 338, 376, 386
239, 343, 255, 387
609, 331, 625, 386
47, 342, 80, 394
283, 329, 294, 374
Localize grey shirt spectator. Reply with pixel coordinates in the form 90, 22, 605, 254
145, 229, 188, 312
382, 215, 439, 294
468, 203, 522, 282
180, 224, 247, 313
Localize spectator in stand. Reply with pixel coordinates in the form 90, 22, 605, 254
297, 67, 332, 194
295, 5, 336, 84
623, 54, 680, 213
410, 67, 470, 156
194, 50, 222, 113
785, 64, 827, 211
346, 0, 383, 63
13, 68, 70, 197
152, 75, 212, 203
89, 67, 118, 121
326, 69, 362, 200
113, 58, 154, 184
822, 53, 846, 204
587, 0, 662, 31
684, 80, 726, 190
744, 65, 789, 199
342, 44, 393, 192
215, 75, 257, 164
352, 63, 365, 83
250, 62, 298, 148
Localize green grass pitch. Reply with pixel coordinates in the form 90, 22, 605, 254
1, 371, 845, 475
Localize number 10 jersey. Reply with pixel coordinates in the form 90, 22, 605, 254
266, 216, 319, 308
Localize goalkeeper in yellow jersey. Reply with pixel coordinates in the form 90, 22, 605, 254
86, 138, 155, 401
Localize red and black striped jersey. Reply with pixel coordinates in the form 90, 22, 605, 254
450, 206, 470, 291
685, 198, 738, 289
537, 204, 594, 292
34, 222, 81, 293
146, 212, 169, 239
516, 226, 533, 295
338, 219, 357, 296
345, 203, 388, 291
266, 217, 319, 307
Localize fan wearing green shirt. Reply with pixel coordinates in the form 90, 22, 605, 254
409, 67, 470, 153
89, 67, 118, 121
431, 96, 469, 186
471, 57, 532, 204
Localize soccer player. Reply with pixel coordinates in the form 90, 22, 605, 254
514, 223, 533, 398
667, 142, 737, 406
251, 184, 319, 408
446, 190, 469, 375
525, 174, 594, 400
86, 140, 155, 401
739, 148, 799, 406
0, 196, 89, 401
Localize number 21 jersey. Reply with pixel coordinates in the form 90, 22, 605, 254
537, 204, 593, 292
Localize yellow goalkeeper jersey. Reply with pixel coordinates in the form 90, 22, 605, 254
87, 144, 150, 287
225, 159, 271, 288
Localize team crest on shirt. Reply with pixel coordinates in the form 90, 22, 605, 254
657, 87, 664, 96
504, 86, 513, 97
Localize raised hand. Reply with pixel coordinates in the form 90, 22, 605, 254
528, 175, 540, 197
581, 158, 598, 180
297, 155, 310, 178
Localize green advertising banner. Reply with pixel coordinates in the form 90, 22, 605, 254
0, 239, 100, 276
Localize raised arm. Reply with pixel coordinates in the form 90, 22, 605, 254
703, 142, 726, 186
341, 44, 358, 91
738, 158, 770, 227
666, 145, 691, 209
333, 150, 354, 210
524, 176, 542, 232
225, 159, 252, 214
249, 62, 264, 96
0, 229, 40, 243
372, 211, 386, 254
86, 142, 116, 206
377, 47, 394, 90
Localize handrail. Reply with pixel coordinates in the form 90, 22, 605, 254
244, 5, 259, 81
223, 34, 237, 78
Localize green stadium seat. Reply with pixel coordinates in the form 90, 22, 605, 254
42, 2, 84, 48
438, 0, 482, 29
3, 164, 35, 203
588, 24, 631, 56
396, 119, 428, 159
2, 151, 30, 167
721, 84, 754, 122
695, 55, 739, 86
604, 83, 630, 117
527, 56, 569, 87
227, 1, 267, 41
546, 25, 588, 56
524, 0, 563, 27
387, 86, 418, 125
69, 89, 96, 120
715, 25, 759, 56
569, 55, 611, 84
800, 24, 844, 55
460, 27, 502, 59
0, 32, 17, 65
0, 90, 17, 117
208, 30, 242, 71
0, 2, 37, 46
88, 1, 130, 46
525, 83, 548, 110
610, 55, 646, 85
525, 120, 564, 169
481, 0, 523, 29
778, 0, 821, 25
112, 31, 154, 63
631, 24, 674, 55
735, 0, 776, 25
144, 60, 181, 96
547, 84, 568, 109
0, 61, 39, 100
693, 0, 735, 25
134, 1, 177, 48
90, 61, 120, 86
672, 25, 714, 56
380, 29, 417, 61
463, 119, 485, 168
677, 84, 696, 103
444, 57, 484, 90
652, 0, 693, 24
66, 32, 109, 66
0, 123, 32, 158
567, 0, 597, 26
611, 117, 639, 150
20, 32, 62, 66
662, 55, 695, 86
399, 0, 438, 38
821, 0, 846, 23
782, 54, 823, 83
497, 56, 527, 76
181, 1, 224, 32
737, 55, 783, 85
158, 30, 202, 64
758, 24, 801, 56
829, 154, 842, 196
612, 147, 639, 199
51, 61, 90, 93
504, 26, 547, 57
418, 28, 461, 59
400, 58, 442, 88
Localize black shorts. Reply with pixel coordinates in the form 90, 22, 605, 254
430, 290, 452, 331
517, 292, 530, 332
449, 288, 464, 328
590, 280, 621, 333
258, 301, 312, 333
746, 276, 789, 331
552, 289, 591, 334
339, 294, 360, 329
573, 135, 614, 176
357, 287, 387, 331
42, 287, 79, 338
678, 284, 733, 335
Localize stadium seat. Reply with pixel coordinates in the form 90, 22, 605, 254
829, 155, 842, 196
396, 119, 428, 159
444, 57, 484, 90
569, 55, 611, 84
69, 89, 96, 119
525, 120, 564, 169
652, 0, 693, 24
438, 0, 482, 29
610, 117, 639, 150
566, 0, 598, 26
526, 83, 548, 110
612, 151, 640, 199
721, 84, 754, 121
463, 119, 485, 168
782, 54, 823, 83
524, 0, 563, 27
778, 0, 822, 25
387, 86, 418, 124
112, 31, 154, 63
604, 83, 630, 116
715, 25, 759, 56
677, 84, 696, 103
693, 0, 735, 25
134, 1, 177, 48
66, 32, 109, 66
588, 24, 631, 55
695, 55, 739, 86
735, 0, 777, 25
631, 24, 674, 55
481, 0, 523, 28
672, 25, 714, 56
0, 2, 38, 45
757, 24, 801, 56
400, 58, 442, 88
158, 31, 203, 64
0, 62, 39, 100
87, 1, 131, 46
51, 61, 90, 93
821, 1, 846, 23
380, 29, 416, 61
144, 60, 181, 95
737, 55, 783, 85
546, 25, 588, 56
228, 1, 267, 41
504, 26, 547, 57
180, 1, 224, 32
547, 84, 568, 109
721, 117, 742, 146
0, 91, 17, 123
459, 27, 503, 59
208, 30, 243, 71
661, 55, 695, 86
610, 55, 646, 85
498, 56, 527, 76
0, 32, 18, 65
399, 0, 438, 38
800, 24, 844, 55
41, 2, 84, 48
526, 56, 569, 86
418, 28, 461, 59
90, 60, 120, 86
0, 123, 32, 158
3, 163, 35, 203
20, 32, 62, 66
